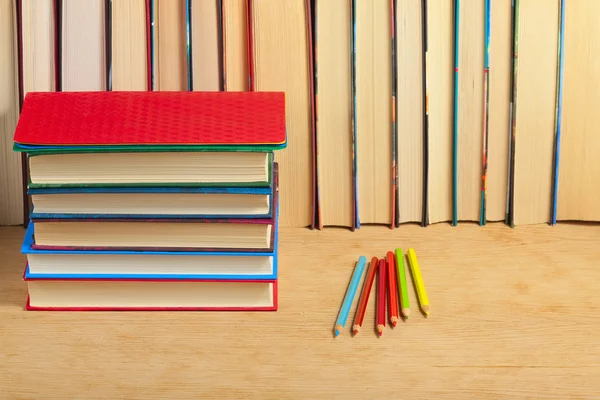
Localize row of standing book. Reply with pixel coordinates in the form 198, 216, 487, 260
335, 248, 430, 337
8, 0, 599, 232
13, 90, 286, 311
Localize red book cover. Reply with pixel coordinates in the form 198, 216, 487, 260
14, 91, 286, 146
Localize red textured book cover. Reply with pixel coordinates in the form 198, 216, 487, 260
14, 91, 286, 146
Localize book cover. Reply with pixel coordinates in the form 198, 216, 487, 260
26, 153, 274, 189
22, 218, 279, 280
13, 91, 287, 150
28, 179, 279, 253
28, 186, 273, 220
23, 267, 278, 311
28, 161, 278, 219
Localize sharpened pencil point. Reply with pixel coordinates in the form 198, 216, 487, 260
353, 329, 358, 335
335, 329, 340, 336
393, 321, 397, 327
378, 331, 383, 336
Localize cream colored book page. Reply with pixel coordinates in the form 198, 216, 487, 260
22, 0, 55, 95
252, 0, 312, 227
223, 0, 248, 91
558, 0, 600, 221
486, 0, 511, 222
513, 0, 558, 225
356, 0, 392, 225
155, 0, 187, 91
427, 0, 453, 223
396, 0, 423, 224
192, 0, 220, 91
112, 0, 147, 90
457, 0, 483, 222
0, 0, 23, 225
62, 0, 106, 91
315, 0, 352, 227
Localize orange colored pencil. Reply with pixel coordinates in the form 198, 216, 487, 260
376, 258, 387, 336
386, 251, 400, 327
352, 257, 378, 335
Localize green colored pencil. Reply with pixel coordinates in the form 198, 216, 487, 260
394, 248, 410, 318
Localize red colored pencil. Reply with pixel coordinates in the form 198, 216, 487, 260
352, 257, 378, 335
376, 258, 387, 336
387, 251, 400, 327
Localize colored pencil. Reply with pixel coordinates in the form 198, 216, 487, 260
394, 248, 410, 318
480, 0, 491, 226
407, 248, 430, 316
335, 256, 367, 336
551, 0, 566, 225
386, 251, 399, 327
352, 257, 378, 335
376, 258, 387, 336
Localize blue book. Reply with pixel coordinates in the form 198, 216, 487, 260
27, 163, 278, 220
21, 219, 279, 281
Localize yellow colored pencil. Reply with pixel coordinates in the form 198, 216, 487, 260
406, 248, 430, 316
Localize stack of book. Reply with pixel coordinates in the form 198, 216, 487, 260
13, 91, 286, 311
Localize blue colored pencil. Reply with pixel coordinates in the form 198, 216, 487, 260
335, 256, 367, 336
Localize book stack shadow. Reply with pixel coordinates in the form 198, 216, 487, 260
13, 91, 286, 311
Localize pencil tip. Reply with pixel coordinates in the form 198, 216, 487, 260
353, 330, 358, 335
378, 331, 383, 336
392, 321, 397, 327
335, 330, 340, 336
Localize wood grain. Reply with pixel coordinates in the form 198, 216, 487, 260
2, 224, 600, 398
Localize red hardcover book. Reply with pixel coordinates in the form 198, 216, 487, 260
23, 266, 278, 311
13, 91, 286, 147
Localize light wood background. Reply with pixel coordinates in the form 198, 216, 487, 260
1, 223, 600, 399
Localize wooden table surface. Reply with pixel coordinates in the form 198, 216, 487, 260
1, 223, 599, 399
